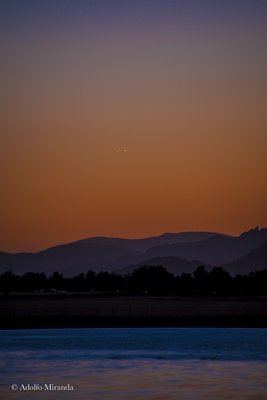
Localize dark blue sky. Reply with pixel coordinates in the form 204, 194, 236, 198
1, 0, 267, 30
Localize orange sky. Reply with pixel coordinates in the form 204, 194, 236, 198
0, 1, 267, 252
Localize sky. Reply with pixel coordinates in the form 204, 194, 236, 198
0, 0, 267, 252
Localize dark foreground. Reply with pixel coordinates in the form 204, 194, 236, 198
1, 295, 267, 328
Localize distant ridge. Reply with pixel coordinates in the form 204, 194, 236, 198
0, 228, 266, 276
224, 241, 267, 275
76, 231, 228, 252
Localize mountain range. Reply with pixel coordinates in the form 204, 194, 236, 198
0, 227, 266, 276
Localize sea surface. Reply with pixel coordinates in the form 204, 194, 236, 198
1, 328, 267, 399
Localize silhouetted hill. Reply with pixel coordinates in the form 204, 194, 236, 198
0, 228, 266, 276
116, 256, 208, 276
0, 252, 36, 272
143, 227, 267, 265
224, 241, 267, 275
0, 231, 225, 275
0, 244, 140, 275
239, 226, 267, 244
77, 231, 225, 252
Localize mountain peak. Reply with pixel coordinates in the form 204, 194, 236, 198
240, 226, 267, 238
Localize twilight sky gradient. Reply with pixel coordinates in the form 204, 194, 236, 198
0, 0, 267, 252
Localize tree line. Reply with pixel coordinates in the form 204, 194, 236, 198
0, 265, 267, 296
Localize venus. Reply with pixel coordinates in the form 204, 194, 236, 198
116, 147, 127, 153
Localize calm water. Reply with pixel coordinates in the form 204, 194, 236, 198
1, 328, 267, 399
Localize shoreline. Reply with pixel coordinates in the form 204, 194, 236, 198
1, 315, 267, 329
1, 295, 266, 329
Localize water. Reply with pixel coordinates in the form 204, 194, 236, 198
1, 328, 267, 399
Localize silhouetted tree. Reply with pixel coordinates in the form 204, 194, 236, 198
68, 273, 87, 292
193, 266, 209, 295
94, 272, 124, 292
1, 267, 266, 296
85, 270, 96, 291
175, 273, 194, 296
49, 272, 64, 291
247, 270, 267, 295
0, 270, 18, 293
21, 272, 47, 292
128, 266, 174, 295
207, 267, 233, 296
234, 274, 250, 296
